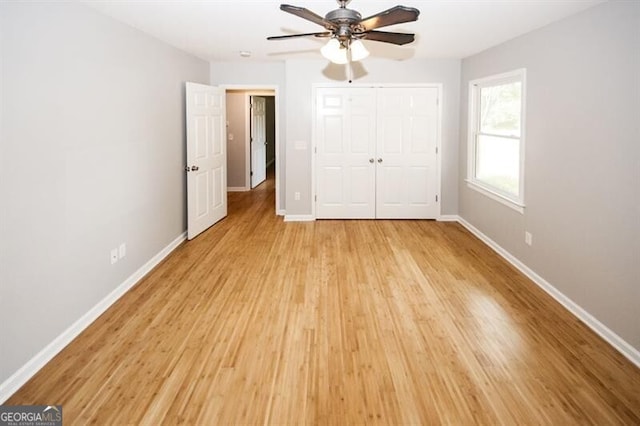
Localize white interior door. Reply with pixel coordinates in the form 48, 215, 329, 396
316, 87, 377, 218
250, 96, 267, 188
186, 82, 227, 240
376, 88, 439, 219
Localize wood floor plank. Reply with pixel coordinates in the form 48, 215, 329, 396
6, 170, 640, 424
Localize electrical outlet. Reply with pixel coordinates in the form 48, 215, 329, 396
118, 243, 127, 259
110, 248, 119, 265
294, 192, 300, 201
525, 231, 533, 246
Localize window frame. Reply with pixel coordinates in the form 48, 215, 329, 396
466, 69, 526, 213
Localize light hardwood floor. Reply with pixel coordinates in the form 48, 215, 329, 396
7, 171, 640, 424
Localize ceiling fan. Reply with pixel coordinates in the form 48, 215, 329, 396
267, 0, 420, 64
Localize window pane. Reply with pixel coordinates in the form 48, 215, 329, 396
480, 82, 521, 137
476, 134, 519, 197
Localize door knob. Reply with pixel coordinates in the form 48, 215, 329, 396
191, 165, 199, 171
377, 158, 383, 163
369, 158, 375, 163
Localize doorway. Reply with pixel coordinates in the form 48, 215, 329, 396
224, 88, 279, 213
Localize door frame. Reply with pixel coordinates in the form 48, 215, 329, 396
312, 83, 443, 219
222, 85, 281, 215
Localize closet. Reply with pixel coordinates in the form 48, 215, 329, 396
315, 86, 440, 219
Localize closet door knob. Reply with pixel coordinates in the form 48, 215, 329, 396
369, 158, 375, 163
377, 158, 383, 163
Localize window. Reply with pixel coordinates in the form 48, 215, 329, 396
467, 69, 526, 212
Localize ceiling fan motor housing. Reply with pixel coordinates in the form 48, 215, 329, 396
325, 8, 362, 41
267, 2, 419, 48
325, 8, 361, 24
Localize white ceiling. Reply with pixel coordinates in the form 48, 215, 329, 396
86, 0, 604, 62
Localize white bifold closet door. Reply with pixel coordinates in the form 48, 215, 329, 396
316, 86, 439, 219
316, 88, 377, 218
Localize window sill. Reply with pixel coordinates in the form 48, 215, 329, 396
465, 180, 525, 214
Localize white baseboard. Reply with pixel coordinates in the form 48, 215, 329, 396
227, 187, 249, 192
277, 209, 286, 216
437, 214, 460, 222
457, 217, 640, 368
284, 214, 315, 222
0, 232, 188, 403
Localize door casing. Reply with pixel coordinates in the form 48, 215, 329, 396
222, 85, 281, 215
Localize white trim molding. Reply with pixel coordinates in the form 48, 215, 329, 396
465, 180, 525, 214
456, 217, 640, 368
0, 232, 188, 403
284, 214, 316, 222
220, 84, 282, 220
227, 186, 249, 192
437, 215, 460, 222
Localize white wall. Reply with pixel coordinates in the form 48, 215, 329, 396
284, 58, 460, 216
459, 1, 640, 351
0, 2, 209, 386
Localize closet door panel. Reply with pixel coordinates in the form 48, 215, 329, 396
376, 87, 439, 219
316, 88, 376, 219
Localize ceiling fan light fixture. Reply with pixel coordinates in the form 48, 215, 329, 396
350, 39, 369, 62
321, 38, 348, 64
268, 1, 420, 71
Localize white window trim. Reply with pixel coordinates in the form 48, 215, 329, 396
467, 68, 526, 213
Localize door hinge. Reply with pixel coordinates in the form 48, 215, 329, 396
315, 195, 317, 202
250, 171, 254, 176
435, 147, 438, 154
436, 195, 439, 202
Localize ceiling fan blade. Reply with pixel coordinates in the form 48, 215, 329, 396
280, 4, 337, 30
267, 32, 332, 40
360, 30, 415, 46
358, 5, 420, 31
